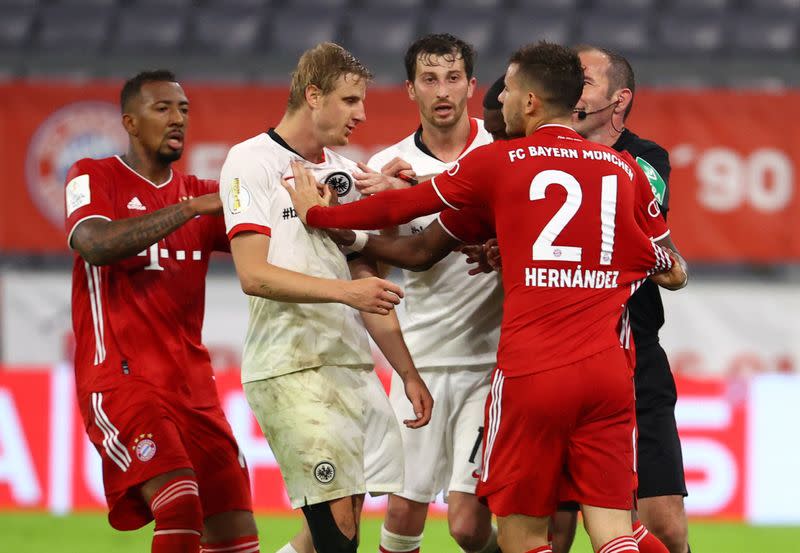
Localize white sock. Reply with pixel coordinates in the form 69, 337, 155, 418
380, 524, 423, 552
276, 544, 300, 553
463, 525, 499, 553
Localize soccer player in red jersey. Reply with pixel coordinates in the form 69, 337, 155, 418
66, 70, 259, 553
284, 42, 687, 553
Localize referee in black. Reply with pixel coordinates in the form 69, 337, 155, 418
568, 45, 691, 553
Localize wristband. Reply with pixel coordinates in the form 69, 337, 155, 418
350, 231, 369, 252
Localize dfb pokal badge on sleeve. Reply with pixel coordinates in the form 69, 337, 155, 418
26, 101, 127, 227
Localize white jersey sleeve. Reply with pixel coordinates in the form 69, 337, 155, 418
220, 139, 275, 239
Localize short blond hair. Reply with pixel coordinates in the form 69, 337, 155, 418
287, 43, 372, 112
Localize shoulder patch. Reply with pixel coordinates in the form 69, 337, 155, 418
636, 156, 666, 205
227, 177, 251, 214
66, 173, 91, 217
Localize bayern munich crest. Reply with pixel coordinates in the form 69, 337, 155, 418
26, 101, 128, 227
133, 434, 157, 462
314, 461, 336, 484
324, 171, 353, 196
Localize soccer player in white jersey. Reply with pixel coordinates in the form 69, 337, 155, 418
352, 34, 502, 553
219, 43, 433, 553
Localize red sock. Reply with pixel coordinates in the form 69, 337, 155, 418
598, 536, 639, 553
149, 477, 203, 553
201, 535, 260, 553
525, 547, 553, 553
633, 520, 669, 553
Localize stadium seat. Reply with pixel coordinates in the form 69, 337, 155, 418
271, 8, 344, 55
114, 6, 188, 53
589, 0, 657, 15
510, 0, 578, 17
344, 11, 419, 58
0, 8, 35, 50
35, 5, 112, 53
500, 12, 573, 52
204, 0, 271, 7
426, 10, 497, 54
129, 0, 194, 7
361, 0, 424, 9
739, 0, 800, 13
575, 13, 651, 56
0, 0, 40, 7
437, 0, 503, 9
655, 14, 724, 55
662, 0, 731, 14
290, 0, 352, 9
190, 6, 264, 55
52, 0, 119, 6
729, 16, 798, 55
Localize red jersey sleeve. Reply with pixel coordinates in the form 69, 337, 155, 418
429, 144, 496, 210
195, 178, 230, 253
65, 158, 115, 248
438, 208, 495, 244
623, 152, 670, 242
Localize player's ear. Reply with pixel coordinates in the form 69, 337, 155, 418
466, 76, 477, 99
405, 80, 416, 102
121, 113, 138, 136
305, 84, 322, 110
615, 88, 633, 115
525, 91, 539, 116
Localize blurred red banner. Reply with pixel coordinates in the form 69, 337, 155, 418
1, 82, 798, 261
0, 367, 750, 519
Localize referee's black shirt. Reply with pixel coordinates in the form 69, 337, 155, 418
612, 129, 672, 348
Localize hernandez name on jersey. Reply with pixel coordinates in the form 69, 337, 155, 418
367, 118, 502, 369
431, 125, 671, 378
220, 130, 373, 383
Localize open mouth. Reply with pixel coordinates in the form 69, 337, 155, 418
166, 131, 184, 149
434, 103, 454, 117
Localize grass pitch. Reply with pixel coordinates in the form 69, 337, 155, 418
2, 512, 799, 552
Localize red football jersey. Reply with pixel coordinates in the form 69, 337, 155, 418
65, 156, 228, 406
431, 125, 671, 377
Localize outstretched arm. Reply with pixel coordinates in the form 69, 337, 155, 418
284, 162, 447, 230
71, 193, 221, 266
329, 221, 460, 272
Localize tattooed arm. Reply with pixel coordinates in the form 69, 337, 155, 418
70, 193, 221, 266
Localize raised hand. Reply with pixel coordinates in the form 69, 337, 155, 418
282, 161, 331, 223
189, 192, 223, 216
354, 162, 411, 195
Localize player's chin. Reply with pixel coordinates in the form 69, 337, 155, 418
158, 145, 183, 163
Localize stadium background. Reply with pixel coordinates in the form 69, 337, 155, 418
1, 0, 799, 550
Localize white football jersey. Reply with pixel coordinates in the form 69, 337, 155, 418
221, 130, 373, 383
368, 118, 502, 368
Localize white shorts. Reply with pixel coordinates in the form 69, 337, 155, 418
245, 365, 403, 509
385, 364, 493, 503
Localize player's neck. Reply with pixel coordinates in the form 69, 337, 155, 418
418, 113, 472, 163
527, 114, 574, 136
121, 148, 171, 185
274, 113, 326, 164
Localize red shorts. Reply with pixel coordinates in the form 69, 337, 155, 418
79, 378, 252, 530
477, 347, 636, 517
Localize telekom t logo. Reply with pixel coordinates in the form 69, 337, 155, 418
138, 243, 202, 271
